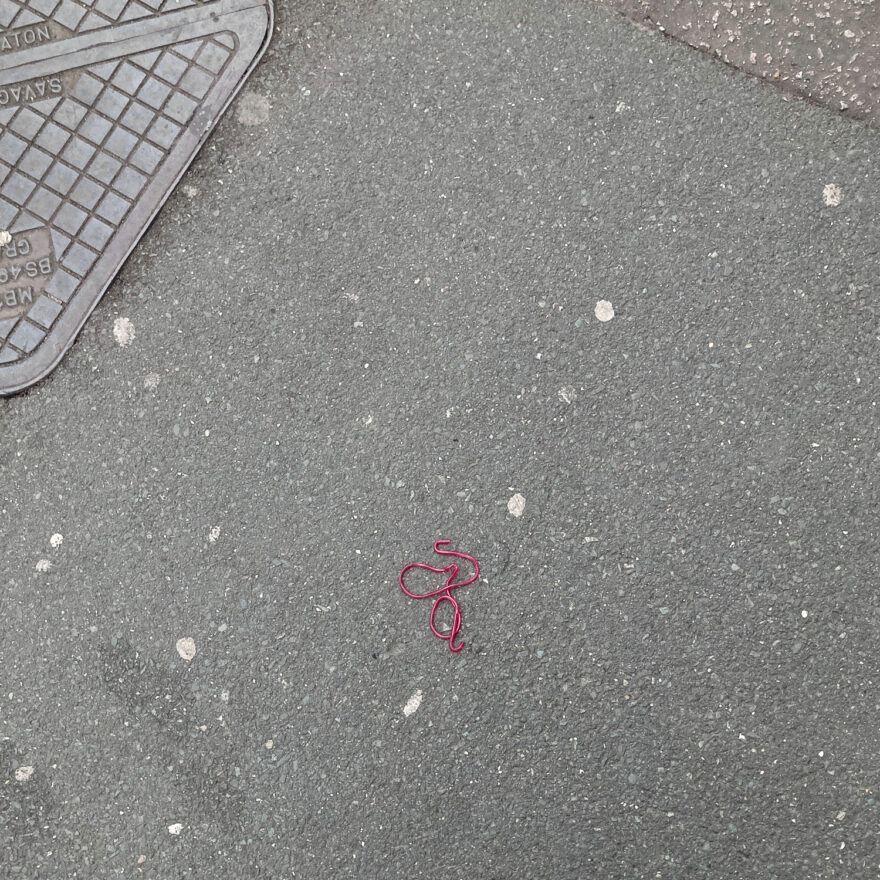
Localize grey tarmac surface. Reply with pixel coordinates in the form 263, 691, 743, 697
1, 1, 880, 878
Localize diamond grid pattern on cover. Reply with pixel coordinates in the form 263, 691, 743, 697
0, 34, 234, 360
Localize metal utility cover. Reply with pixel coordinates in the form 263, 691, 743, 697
0, 0, 273, 394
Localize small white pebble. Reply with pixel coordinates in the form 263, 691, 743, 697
801, 609, 808, 618
264, 739, 274, 750
113, 316, 135, 347
35, 559, 51, 573
823, 183, 842, 207
0, 230, 10, 246
403, 689, 423, 717
176, 637, 197, 661
208, 526, 221, 544
595, 299, 615, 322
167, 823, 183, 836
182, 184, 199, 199
144, 372, 161, 390
507, 493, 526, 518
837, 810, 846, 821
14, 766, 34, 782
50, 533, 63, 549
557, 386, 576, 404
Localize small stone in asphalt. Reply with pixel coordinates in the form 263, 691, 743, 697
595, 300, 615, 322
175, 637, 197, 661
507, 493, 526, 517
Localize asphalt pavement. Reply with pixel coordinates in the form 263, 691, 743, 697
2, 0, 880, 877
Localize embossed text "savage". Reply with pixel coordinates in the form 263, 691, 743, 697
0, 76, 62, 105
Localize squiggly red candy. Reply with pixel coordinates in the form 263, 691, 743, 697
399, 540, 480, 653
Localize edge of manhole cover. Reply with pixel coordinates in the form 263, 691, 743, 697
0, 0, 273, 395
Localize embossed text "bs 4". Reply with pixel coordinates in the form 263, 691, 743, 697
0, 229, 55, 322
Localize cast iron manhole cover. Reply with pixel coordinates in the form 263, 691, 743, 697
0, 0, 272, 394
